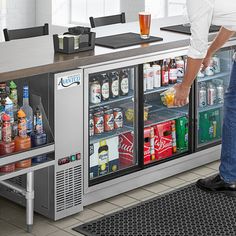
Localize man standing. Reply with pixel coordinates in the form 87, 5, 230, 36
174, 0, 236, 195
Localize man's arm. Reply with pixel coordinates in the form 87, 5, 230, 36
181, 27, 235, 89
174, 27, 235, 107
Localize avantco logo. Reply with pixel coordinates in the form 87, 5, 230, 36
57, 74, 81, 90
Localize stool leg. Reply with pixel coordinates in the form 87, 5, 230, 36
26, 171, 34, 233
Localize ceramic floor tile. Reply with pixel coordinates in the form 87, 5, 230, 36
205, 161, 220, 170
46, 229, 73, 236
87, 201, 121, 215
159, 177, 186, 187
30, 222, 58, 236
175, 172, 202, 182
191, 166, 216, 176
157, 187, 176, 196
125, 188, 155, 201
0, 219, 22, 236
8, 231, 34, 236
64, 223, 87, 236
142, 182, 170, 194
106, 194, 138, 208
73, 208, 103, 223
140, 194, 158, 202
48, 216, 80, 230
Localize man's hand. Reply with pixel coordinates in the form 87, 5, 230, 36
202, 55, 212, 71
173, 83, 191, 107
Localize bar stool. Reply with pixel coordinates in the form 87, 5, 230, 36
89, 13, 126, 28
3, 23, 49, 41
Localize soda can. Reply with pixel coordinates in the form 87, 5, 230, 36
198, 84, 207, 107
104, 109, 114, 132
207, 83, 217, 105
143, 63, 150, 91
176, 58, 185, 78
94, 112, 104, 134
216, 82, 224, 104
89, 113, 94, 137
197, 64, 205, 78
212, 55, 221, 74
90, 79, 101, 104
113, 108, 123, 129
146, 67, 154, 90
205, 59, 214, 76
152, 64, 161, 88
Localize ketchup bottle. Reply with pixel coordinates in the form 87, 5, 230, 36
0, 113, 15, 173
15, 109, 31, 168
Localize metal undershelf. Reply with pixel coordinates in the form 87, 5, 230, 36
0, 159, 55, 181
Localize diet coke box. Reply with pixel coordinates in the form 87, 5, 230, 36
119, 131, 135, 169
154, 121, 173, 160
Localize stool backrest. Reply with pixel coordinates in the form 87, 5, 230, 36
89, 13, 126, 28
3, 23, 49, 41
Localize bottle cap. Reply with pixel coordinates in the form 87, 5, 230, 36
9, 81, 17, 89
99, 140, 107, 146
2, 113, 10, 122
17, 109, 26, 118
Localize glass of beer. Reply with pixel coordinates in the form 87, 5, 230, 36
139, 12, 151, 39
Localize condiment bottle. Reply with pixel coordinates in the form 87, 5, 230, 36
0, 113, 15, 173
31, 107, 47, 163
14, 109, 32, 168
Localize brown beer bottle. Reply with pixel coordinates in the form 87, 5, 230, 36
161, 59, 169, 86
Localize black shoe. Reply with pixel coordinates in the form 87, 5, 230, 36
196, 174, 236, 196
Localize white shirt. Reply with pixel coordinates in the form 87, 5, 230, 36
187, 0, 236, 59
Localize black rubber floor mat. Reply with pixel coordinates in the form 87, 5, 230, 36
73, 183, 236, 236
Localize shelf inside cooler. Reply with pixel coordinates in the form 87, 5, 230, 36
198, 103, 223, 113
197, 72, 230, 83
90, 90, 134, 109
144, 80, 182, 96
198, 138, 221, 148
90, 126, 133, 144
144, 107, 188, 128
0, 143, 55, 167
0, 158, 55, 181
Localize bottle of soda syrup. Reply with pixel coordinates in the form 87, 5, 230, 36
15, 109, 32, 168
0, 113, 16, 173
31, 106, 47, 163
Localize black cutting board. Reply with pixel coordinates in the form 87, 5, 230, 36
95, 32, 163, 49
160, 24, 221, 35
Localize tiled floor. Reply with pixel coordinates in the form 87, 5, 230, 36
0, 161, 220, 236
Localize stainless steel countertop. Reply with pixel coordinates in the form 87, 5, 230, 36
0, 18, 233, 81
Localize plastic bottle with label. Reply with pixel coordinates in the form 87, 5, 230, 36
0, 113, 15, 173
15, 109, 32, 168
21, 85, 33, 135
31, 107, 47, 163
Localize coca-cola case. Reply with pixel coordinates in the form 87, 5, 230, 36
89, 136, 119, 179
119, 132, 135, 169
144, 127, 151, 165
154, 121, 173, 160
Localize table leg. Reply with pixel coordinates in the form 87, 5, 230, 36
26, 171, 34, 233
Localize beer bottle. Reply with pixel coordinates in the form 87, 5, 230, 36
169, 59, 178, 84
98, 140, 109, 176
161, 59, 169, 86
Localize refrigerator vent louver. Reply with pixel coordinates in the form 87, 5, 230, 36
56, 165, 82, 213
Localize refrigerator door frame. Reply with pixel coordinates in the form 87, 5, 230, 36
83, 49, 195, 194
194, 46, 236, 152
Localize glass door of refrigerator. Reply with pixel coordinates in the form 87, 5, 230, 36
89, 66, 138, 182
142, 58, 190, 166
197, 49, 233, 149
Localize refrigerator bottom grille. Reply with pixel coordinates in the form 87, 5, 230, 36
73, 181, 236, 236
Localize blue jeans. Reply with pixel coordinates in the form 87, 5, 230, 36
219, 61, 236, 183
